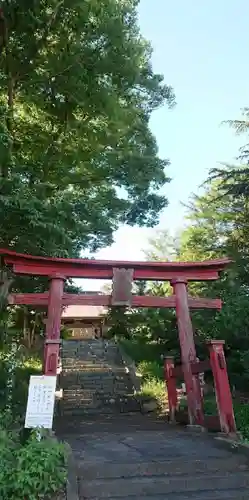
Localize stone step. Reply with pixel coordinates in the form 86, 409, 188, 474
61, 363, 126, 369
62, 374, 126, 379
60, 376, 131, 385
59, 408, 114, 416
59, 406, 141, 416
61, 381, 131, 388
63, 389, 133, 397
61, 354, 119, 359
62, 386, 131, 395
60, 384, 123, 392
77, 456, 247, 480
62, 361, 117, 366
62, 373, 129, 377
62, 392, 139, 401
62, 345, 119, 355
61, 359, 118, 365
79, 472, 249, 498
61, 402, 137, 409
62, 349, 119, 354
60, 372, 118, 379
62, 350, 118, 355
63, 375, 131, 383
62, 392, 136, 400
79, 493, 249, 500
60, 397, 141, 414
62, 363, 121, 369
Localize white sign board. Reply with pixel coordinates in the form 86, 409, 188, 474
25, 375, 57, 429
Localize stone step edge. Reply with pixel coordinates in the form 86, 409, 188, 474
76, 459, 248, 479
78, 473, 249, 497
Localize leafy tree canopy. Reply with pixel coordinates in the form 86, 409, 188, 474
0, 0, 175, 258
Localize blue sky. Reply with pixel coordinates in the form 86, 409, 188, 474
79, 0, 248, 290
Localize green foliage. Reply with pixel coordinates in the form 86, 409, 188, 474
0, 348, 42, 419
0, 0, 174, 262
108, 304, 179, 356
110, 163, 249, 391
137, 360, 163, 380
181, 394, 249, 443
0, 338, 64, 499
60, 324, 72, 340
144, 230, 181, 261
120, 338, 166, 408
128, 174, 249, 388
234, 402, 249, 442
209, 107, 249, 198
120, 338, 165, 365
0, 422, 67, 500
139, 377, 165, 405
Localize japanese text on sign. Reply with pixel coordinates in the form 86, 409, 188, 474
24, 375, 56, 429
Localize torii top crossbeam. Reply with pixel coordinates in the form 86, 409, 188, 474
0, 248, 230, 281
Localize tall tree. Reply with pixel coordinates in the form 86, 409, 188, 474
0, 0, 175, 258
210, 108, 249, 198
144, 230, 180, 261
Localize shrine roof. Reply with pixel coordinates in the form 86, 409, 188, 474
62, 305, 108, 319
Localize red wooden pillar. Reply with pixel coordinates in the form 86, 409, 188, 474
44, 274, 65, 376
171, 278, 204, 426
207, 340, 236, 434
164, 356, 178, 422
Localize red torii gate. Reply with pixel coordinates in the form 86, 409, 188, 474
0, 248, 231, 427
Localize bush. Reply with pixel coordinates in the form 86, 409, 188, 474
0, 351, 42, 420
201, 396, 249, 442
137, 360, 164, 380
138, 364, 166, 410
234, 402, 249, 441
0, 421, 67, 500
120, 338, 165, 365
140, 377, 166, 405
0, 342, 66, 499
120, 340, 167, 408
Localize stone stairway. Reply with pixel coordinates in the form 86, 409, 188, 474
58, 339, 141, 416
56, 414, 249, 500
55, 340, 249, 499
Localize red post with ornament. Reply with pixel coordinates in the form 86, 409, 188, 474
44, 274, 65, 376
164, 356, 178, 422
207, 340, 236, 435
171, 278, 204, 426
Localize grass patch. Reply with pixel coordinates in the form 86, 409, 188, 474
140, 378, 166, 405
120, 340, 167, 409
202, 396, 249, 442
180, 392, 249, 442
137, 360, 163, 380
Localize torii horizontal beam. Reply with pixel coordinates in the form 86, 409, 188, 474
0, 248, 230, 281
8, 293, 222, 309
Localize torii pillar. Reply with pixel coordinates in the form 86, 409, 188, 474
171, 278, 204, 426
43, 274, 65, 376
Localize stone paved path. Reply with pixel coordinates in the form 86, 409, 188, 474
56, 413, 249, 499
